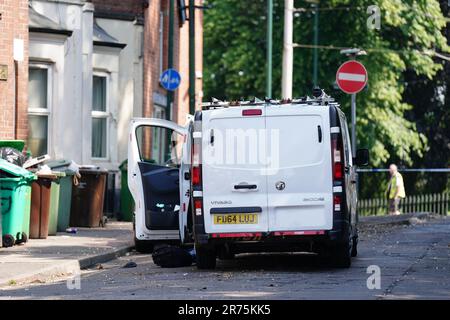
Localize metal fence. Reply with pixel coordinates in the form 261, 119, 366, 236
358, 193, 450, 216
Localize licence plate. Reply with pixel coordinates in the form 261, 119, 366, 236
213, 213, 258, 224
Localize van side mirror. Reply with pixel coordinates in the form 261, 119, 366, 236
355, 149, 369, 166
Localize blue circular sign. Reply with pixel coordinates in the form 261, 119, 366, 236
159, 68, 181, 91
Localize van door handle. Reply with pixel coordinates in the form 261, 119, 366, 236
351, 180, 357, 184
317, 125, 322, 143
234, 184, 257, 190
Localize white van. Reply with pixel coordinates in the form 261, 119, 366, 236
128, 91, 369, 267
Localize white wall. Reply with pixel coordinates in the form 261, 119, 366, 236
95, 18, 144, 165
29, 1, 143, 170
29, 0, 86, 164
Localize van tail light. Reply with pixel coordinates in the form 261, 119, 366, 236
194, 199, 202, 216
334, 162, 343, 179
191, 140, 202, 187
331, 133, 344, 213
242, 109, 262, 116
334, 195, 342, 212
192, 166, 201, 186
331, 138, 344, 181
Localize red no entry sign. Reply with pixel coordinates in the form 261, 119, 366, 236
336, 60, 368, 94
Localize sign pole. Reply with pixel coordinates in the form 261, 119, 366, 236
351, 93, 356, 157
336, 52, 367, 157
349, 54, 357, 157
167, 0, 174, 122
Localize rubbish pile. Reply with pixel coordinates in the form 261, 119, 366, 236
0, 140, 108, 248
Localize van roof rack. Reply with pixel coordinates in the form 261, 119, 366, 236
202, 89, 336, 110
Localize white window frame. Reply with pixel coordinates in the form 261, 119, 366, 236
28, 62, 52, 156
152, 104, 166, 164
91, 71, 110, 160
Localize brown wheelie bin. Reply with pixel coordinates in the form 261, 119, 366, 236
70, 167, 108, 228
29, 173, 57, 239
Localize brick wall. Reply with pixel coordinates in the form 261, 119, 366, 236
0, 0, 29, 142
175, 0, 203, 125
91, 0, 145, 19
143, 0, 203, 122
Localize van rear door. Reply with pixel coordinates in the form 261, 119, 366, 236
201, 106, 269, 234
265, 105, 333, 231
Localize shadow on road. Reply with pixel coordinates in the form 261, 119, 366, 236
204, 252, 344, 273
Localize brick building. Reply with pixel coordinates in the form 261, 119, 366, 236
0, 0, 29, 141
0, 0, 203, 168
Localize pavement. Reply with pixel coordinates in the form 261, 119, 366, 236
358, 212, 432, 227
0, 213, 448, 300
0, 221, 134, 287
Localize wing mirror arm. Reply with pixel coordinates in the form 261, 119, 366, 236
354, 149, 369, 167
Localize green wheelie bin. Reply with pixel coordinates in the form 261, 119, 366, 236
0, 140, 25, 152
119, 160, 134, 222
0, 159, 36, 247
45, 160, 76, 232
47, 171, 65, 236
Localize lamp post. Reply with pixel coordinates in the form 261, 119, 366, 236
266, 0, 273, 98
189, 0, 196, 115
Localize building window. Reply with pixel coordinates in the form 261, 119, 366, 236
151, 105, 166, 163
92, 74, 109, 159
28, 65, 51, 157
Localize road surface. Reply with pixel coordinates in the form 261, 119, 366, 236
1, 217, 449, 300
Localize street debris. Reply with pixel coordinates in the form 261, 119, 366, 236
152, 244, 195, 268
122, 261, 138, 268
65, 228, 77, 234
0, 147, 26, 166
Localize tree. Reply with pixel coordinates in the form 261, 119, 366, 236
203, 0, 448, 173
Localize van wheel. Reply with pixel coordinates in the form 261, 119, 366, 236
134, 238, 154, 253
329, 227, 352, 268
217, 245, 235, 260
195, 244, 216, 269
351, 235, 358, 257
330, 242, 351, 268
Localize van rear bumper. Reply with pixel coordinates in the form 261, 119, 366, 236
196, 218, 350, 249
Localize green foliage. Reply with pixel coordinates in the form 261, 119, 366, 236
203, 0, 448, 168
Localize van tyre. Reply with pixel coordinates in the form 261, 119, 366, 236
351, 235, 358, 257
134, 238, 154, 253
218, 245, 235, 260
195, 244, 216, 269
330, 241, 351, 268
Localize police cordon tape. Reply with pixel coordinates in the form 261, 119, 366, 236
357, 168, 450, 173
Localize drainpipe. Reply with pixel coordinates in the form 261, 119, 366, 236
166, 0, 174, 121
